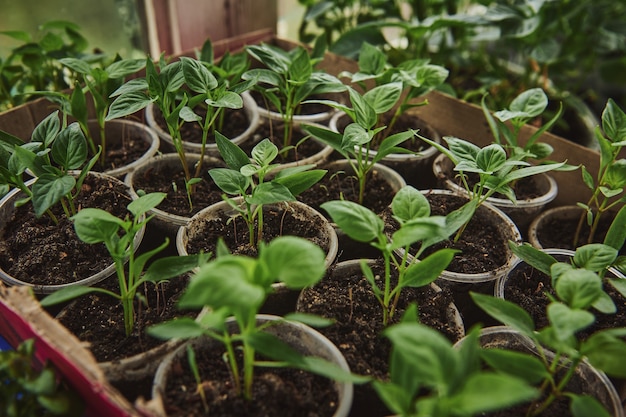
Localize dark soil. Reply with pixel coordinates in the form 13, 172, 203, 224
184, 203, 331, 258
242, 119, 328, 164
0, 175, 131, 285
130, 159, 225, 217
297, 259, 463, 417
385, 192, 510, 275
57, 273, 194, 362
92, 131, 151, 173
502, 258, 626, 338
161, 339, 339, 417
153, 105, 251, 145
534, 213, 614, 251
297, 162, 397, 215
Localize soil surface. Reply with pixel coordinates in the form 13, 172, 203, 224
297, 259, 463, 417
57, 273, 193, 362
250, 90, 335, 117
0, 175, 131, 285
533, 213, 614, 251
297, 162, 398, 215
161, 339, 339, 417
92, 129, 151, 173
129, 158, 226, 217
184, 203, 331, 259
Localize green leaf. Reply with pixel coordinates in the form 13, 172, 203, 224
288, 47, 312, 84
40, 285, 115, 307
475, 144, 507, 173
573, 244, 618, 272
300, 124, 344, 154
31, 111, 60, 147
444, 136, 480, 163
371, 381, 411, 416
207, 91, 243, 109
209, 168, 249, 195
283, 313, 334, 328
363, 82, 402, 114
179, 257, 264, 313
105, 58, 146, 79
471, 292, 535, 336
446, 373, 538, 415
59, 57, 92, 75
247, 182, 294, 205
509, 242, 556, 276
51, 123, 87, 170
391, 186, 430, 223
389, 217, 446, 250
341, 123, 371, 149
348, 87, 376, 129
31, 174, 76, 217
147, 318, 208, 340
321, 200, 383, 243
497, 88, 548, 121
181, 56, 218, 93
261, 236, 326, 289
358, 42, 386, 75
142, 254, 205, 283
569, 395, 612, 417
106, 92, 153, 120
602, 98, 626, 143
547, 303, 595, 341
272, 169, 326, 197
215, 131, 250, 170
480, 348, 548, 384
72, 207, 122, 244
554, 268, 604, 309
400, 249, 456, 289
127, 192, 166, 217
582, 331, 626, 378
251, 138, 278, 167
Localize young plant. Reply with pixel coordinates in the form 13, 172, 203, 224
209, 132, 327, 248
321, 185, 472, 325
148, 235, 364, 400
472, 237, 626, 416
482, 87, 564, 162
50, 54, 146, 166
574, 98, 626, 246
421, 134, 567, 239
0, 338, 84, 417
341, 41, 449, 141
39, 192, 208, 337
301, 85, 415, 204
0, 110, 100, 222
372, 306, 539, 417
106, 55, 253, 209
242, 41, 346, 155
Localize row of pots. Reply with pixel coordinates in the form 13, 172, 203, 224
1, 90, 622, 416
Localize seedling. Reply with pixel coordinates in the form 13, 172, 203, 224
321, 185, 471, 325
0, 110, 100, 222
209, 132, 327, 248
148, 236, 365, 400
40, 193, 208, 337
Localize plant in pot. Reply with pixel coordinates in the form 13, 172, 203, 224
106, 54, 255, 212
298, 185, 468, 416
497, 207, 626, 338
38, 192, 208, 382
301, 85, 415, 207
470, 256, 626, 416
371, 307, 540, 417
529, 98, 626, 249
0, 110, 134, 291
434, 87, 568, 230
242, 41, 346, 162
329, 41, 448, 188
43, 53, 159, 178
1, 338, 85, 417
146, 235, 365, 417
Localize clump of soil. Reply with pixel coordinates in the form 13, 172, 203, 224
0, 175, 131, 285
92, 129, 151, 173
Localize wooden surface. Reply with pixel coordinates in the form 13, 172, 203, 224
141, 0, 277, 56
